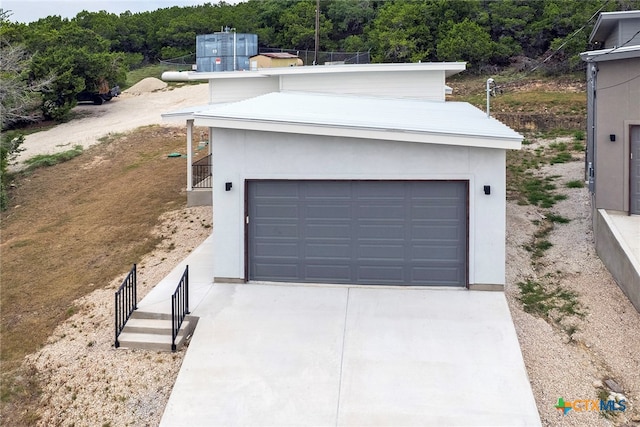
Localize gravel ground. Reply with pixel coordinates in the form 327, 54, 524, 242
505, 139, 640, 426
25, 206, 212, 427
12, 86, 640, 426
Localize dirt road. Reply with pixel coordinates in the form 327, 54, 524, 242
11, 82, 209, 171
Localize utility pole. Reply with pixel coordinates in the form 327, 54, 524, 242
314, 0, 320, 65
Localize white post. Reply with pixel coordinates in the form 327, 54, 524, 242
486, 78, 494, 118
186, 119, 194, 191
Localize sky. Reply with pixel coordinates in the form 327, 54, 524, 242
1, 0, 239, 24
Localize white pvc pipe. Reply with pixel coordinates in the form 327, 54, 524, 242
486, 78, 494, 118
161, 71, 190, 81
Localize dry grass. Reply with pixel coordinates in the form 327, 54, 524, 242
0, 125, 200, 423
448, 73, 587, 116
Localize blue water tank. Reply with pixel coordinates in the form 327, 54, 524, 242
195, 32, 258, 72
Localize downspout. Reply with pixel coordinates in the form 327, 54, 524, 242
586, 63, 597, 194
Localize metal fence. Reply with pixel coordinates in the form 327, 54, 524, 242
159, 49, 371, 69
192, 154, 212, 188
114, 264, 137, 348
171, 266, 190, 352
259, 48, 371, 65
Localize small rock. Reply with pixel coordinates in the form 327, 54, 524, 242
593, 380, 604, 388
604, 378, 623, 393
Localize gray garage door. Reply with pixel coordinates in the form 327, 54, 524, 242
248, 180, 467, 286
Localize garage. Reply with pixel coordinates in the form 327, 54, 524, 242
194, 90, 521, 289
248, 180, 468, 286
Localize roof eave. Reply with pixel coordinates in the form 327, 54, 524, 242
589, 11, 640, 43
580, 46, 640, 62
194, 116, 521, 150
162, 62, 467, 82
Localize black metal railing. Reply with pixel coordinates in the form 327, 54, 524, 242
171, 266, 190, 351
192, 154, 212, 188
114, 264, 137, 348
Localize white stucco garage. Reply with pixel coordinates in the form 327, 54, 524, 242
194, 91, 522, 289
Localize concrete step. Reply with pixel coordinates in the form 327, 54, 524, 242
116, 311, 199, 352
123, 318, 175, 335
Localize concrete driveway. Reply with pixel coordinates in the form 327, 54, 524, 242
160, 283, 541, 426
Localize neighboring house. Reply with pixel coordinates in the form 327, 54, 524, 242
250, 52, 303, 68
581, 10, 640, 214
163, 63, 522, 289
580, 10, 640, 312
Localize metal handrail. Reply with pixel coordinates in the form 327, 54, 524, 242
114, 264, 137, 348
171, 266, 190, 351
192, 154, 212, 188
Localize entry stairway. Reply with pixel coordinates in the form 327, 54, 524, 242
116, 311, 199, 352
115, 234, 215, 352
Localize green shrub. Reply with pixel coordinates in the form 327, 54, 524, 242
547, 213, 570, 223
550, 151, 572, 164
565, 180, 584, 188
24, 145, 84, 170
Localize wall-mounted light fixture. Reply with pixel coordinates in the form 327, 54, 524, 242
484, 185, 491, 195
609, 134, 616, 142
225, 182, 233, 191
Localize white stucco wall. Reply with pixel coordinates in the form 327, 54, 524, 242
208, 76, 279, 103
211, 129, 507, 287
280, 71, 447, 101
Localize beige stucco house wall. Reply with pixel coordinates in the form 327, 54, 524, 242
581, 10, 640, 214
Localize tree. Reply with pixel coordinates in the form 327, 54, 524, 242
25, 22, 126, 120
436, 19, 497, 70
0, 42, 54, 128
0, 11, 47, 210
366, 1, 436, 63
278, 1, 332, 50
325, 0, 378, 50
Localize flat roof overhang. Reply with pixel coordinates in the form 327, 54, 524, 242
580, 45, 640, 62
162, 62, 467, 82
193, 92, 522, 150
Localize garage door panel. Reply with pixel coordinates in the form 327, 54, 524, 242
358, 224, 405, 239
357, 243, 405, 260
306, 242, 351, 258
357, 265, 405, 283
357, 205, 405, 219
305, 264, 352, 282
253, 180, 299, 196
253, 263, 299, 281
255, 204, 299, 220
412, 205, 462, 219
254, 241, 300, 257
254, 223, 299, 238
306, 223, 351, 238
249, 180, 467, 286
411, 224, 461, 240
306, 204, 351, 219
411, 244, 460, 261
411, 266, 463, 285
